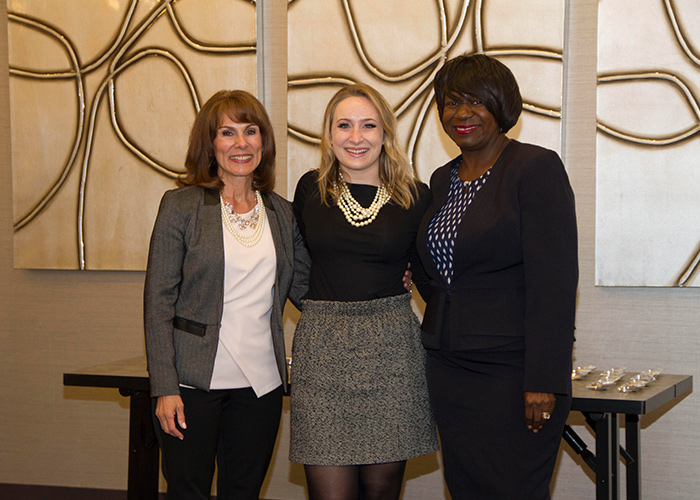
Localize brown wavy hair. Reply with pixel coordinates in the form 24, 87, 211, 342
317, 83, 418, 209
179, 90, 276, 193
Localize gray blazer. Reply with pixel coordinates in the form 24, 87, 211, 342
144, 186, 310, 397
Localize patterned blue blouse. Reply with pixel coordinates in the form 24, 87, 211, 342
427, 160, 491, 288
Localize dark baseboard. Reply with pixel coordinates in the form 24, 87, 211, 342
0, 484, 295, 499
0, 484, 165, 499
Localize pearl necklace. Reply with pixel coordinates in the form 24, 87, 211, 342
334, 173, 391, 227
223, 199, 260, 230
220, 190, 265, 247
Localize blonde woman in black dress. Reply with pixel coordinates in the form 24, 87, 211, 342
290, 83, 438, 499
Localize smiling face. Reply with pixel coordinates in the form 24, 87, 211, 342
330, 96, 385, 184
441, 93, 502, 154
213, 115, 263, 187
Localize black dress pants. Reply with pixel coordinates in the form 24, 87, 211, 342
153, 385, 283, 500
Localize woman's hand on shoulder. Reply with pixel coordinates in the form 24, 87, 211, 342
155, 394, 186, 440
523, 391, 555, 433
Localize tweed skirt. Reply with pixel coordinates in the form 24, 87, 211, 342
289, 293, 438, 465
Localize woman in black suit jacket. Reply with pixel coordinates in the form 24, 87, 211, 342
414, 54, 578, 499
144, 90, 309, 500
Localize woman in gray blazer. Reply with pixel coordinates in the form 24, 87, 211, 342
144, 90, 310, 500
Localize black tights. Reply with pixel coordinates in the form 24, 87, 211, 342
304, 461, 407, 500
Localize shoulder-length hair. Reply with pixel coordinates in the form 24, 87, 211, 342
179, 90, 276, 193
317, 83, 417, 209
434, 53, 522, 134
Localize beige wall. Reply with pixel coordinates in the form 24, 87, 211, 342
0, 1, 698, 498
0, 1, 145, 491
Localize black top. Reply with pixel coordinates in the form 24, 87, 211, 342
293, 170, 430, 302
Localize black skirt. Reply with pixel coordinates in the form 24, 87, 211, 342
426, 347, 570, 500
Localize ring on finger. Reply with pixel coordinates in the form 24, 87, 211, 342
541, 411, 551, 420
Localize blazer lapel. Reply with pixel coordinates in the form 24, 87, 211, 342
417, 161, 455, 284
200, 188, 225, 279
454, 139, 515, 232
263, 193, 290, 277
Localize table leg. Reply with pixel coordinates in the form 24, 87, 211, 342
591, 412, 613, 500
625, 414, 641, 499
609, 413, 620, 500
121, 389, 160, 500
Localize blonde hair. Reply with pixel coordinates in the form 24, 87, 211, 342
317, 83, 417, 209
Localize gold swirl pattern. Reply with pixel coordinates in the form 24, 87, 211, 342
8, 0, 698, 283
287, 0, 565, 178
596, 0, 699, 287
9, 0, 257, 269
287, 0, 698, 287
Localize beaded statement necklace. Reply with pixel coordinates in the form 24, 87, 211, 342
333, 172, 391, 227
220, 190, 265, 247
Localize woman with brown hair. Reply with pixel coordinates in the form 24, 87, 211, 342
144, 90, 310, 499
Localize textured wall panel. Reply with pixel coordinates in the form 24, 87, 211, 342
287, 0, 565, 194
596, 0, 700, 286
8, 0, 257, 270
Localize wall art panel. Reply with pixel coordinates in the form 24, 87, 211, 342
287, 0, 565, 195
8, 0, 257, 270
596, 0, 700, 286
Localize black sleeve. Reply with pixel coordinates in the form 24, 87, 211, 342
292, 170, 318, 241
410, 182, 433, 302
519, 151, 578, 395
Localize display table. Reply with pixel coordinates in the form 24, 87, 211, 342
567, 373, 692, 499
64, 357, 692, 500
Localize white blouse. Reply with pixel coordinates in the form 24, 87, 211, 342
209, 208, 281, 397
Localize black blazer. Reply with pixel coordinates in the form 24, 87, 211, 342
415, 141, 578, 395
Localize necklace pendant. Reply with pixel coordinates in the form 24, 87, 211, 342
220, 190, 266, 246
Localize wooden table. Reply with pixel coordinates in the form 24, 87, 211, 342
64, 357, 692, 500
